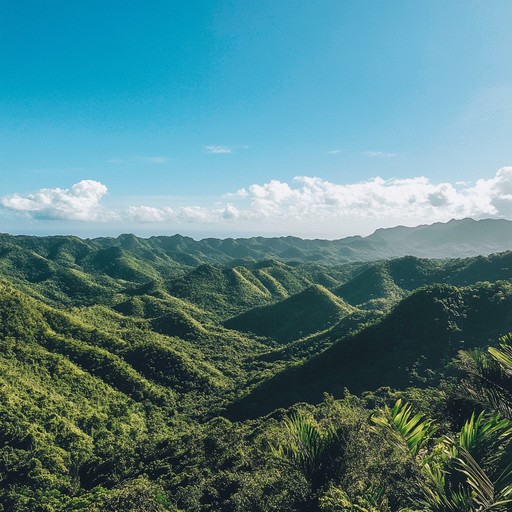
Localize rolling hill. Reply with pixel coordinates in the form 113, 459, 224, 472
2, 224, 512, 509
224, 285, 356, 343
226, 281, 512, 419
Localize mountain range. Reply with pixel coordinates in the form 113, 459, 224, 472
2, 218, 512, 510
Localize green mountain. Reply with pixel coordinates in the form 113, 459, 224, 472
166, 261, 314, 318
333, 252, 512, 309
3, 227, 512, 510
227, 281, 512, 419
333, 262, 406, 308
224, 285, 356, 343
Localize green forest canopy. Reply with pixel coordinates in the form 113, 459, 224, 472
1, 232, 512, 510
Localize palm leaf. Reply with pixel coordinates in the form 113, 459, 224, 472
449, 413, 512, 511
272, 414, 336, 484
457, 349, 512, 419
371, 399, 437, 458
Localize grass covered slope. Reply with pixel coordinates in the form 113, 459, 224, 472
227, 281, 512, 419
224, 285, 357, 343
3, 230, 512, 509
166, 261, 314, 318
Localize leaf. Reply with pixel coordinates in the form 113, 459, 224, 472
371, 399, 437, 458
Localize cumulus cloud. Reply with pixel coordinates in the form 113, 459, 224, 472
204, 145, 232, 154
3, 168, 512, 234
231, 167, 512, 223
222, 204, 240, 219
178, 206, 215, 223
125, 206, 174, 222
363, 150, 398, 158
0, 180, 110, 221
0, 180, 239, 226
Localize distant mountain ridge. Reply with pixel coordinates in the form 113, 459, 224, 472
99, 218, 512, 262
3, 217, 512, 265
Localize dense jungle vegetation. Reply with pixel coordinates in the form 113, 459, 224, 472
1, 229, 512, 511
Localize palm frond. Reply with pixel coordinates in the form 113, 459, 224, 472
371, 399, 437, 458
449, 413, 512, 511
489, 344, 512, 378
455, 447, 495, 509
272, 414, 335, 483
457, 349, 512, 419
373, 401, 512, 512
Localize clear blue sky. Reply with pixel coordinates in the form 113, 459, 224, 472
1, 1, 512, 238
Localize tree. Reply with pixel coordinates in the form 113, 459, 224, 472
457, 333, 512, 419
271, 414, 343, 509
372, 400, 512, 511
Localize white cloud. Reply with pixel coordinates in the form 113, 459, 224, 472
222, 204, 240, 219
3, 168, 512, 236
204, 145, 232, 154
234, 188, 248, 198
327, 149, 341, 154
363, 150, 398, 158
233, 167, 512, 223
0, 180, 110, 221
125, 206, 175, 222
179, 206, 215, 223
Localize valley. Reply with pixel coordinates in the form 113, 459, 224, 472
1, 221, 512, 510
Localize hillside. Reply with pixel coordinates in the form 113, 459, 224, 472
2, 229, 512, 509
224, 285, 356, 343
227, 281, 512, 419
333, 252, 512, 309
166, 261, 318, 318
333, 262, 406, 308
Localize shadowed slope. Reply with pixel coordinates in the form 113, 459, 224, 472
226, 282, 512, 419
224, 285, 356, 343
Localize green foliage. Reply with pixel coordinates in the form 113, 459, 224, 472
319, 484, 389, 512
371, 399, 438, 458
271, 414, 337, 490
458, 334, 512, 419
87, 477, 173, 511
225, 285, 356, 343
1, 233, 512, 510
372, 401, 512, 512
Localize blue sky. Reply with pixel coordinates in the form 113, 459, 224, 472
1, 1, 512, 239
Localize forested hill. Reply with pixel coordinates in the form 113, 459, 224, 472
227, 281, 512, 419
2, 226, 512, 510
3, 217, 512, 267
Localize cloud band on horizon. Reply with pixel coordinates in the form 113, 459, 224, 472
2, 168, 512, 234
